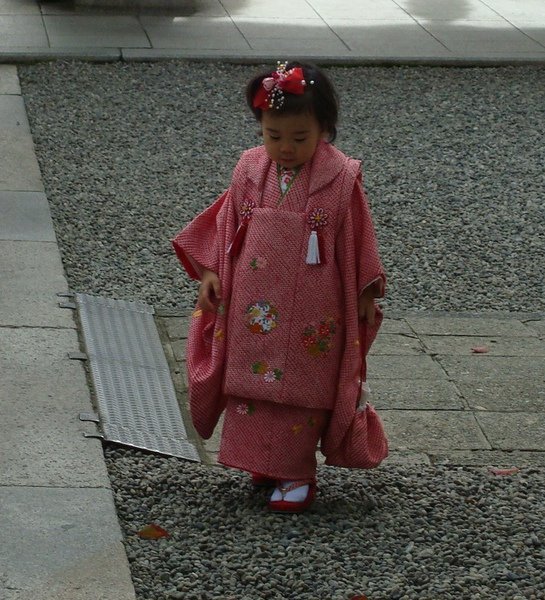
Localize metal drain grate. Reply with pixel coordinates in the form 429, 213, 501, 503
75, 293, 200, 461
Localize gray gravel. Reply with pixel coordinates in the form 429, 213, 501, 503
18, 61, 545, 313
106, 446, 545, 600
18, 62, 545, 600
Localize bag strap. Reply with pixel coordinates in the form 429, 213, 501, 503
358, 321, 367, 400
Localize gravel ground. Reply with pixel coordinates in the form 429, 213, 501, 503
19, 61, 545, 313
105, 446, 545, 600
18, 62, 545, 600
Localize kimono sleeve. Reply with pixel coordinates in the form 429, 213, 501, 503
171, 190, 230, 281
337, 173, 386, 298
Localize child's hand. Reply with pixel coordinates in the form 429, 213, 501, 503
198, 269, 222, 313
358, 288, 376, 326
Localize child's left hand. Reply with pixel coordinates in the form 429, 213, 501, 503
358, 287, 377, 326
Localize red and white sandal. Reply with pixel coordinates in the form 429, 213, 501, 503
268, 479, 316, 513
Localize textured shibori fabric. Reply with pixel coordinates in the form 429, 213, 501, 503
172, 140, 386, 468
219, 396, 329, 480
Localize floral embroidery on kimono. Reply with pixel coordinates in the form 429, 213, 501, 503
245, 301, 279, 334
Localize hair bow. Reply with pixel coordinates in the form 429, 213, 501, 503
253, 64, 307, 111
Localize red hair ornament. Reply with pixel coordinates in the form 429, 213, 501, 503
253, 63, 310, 111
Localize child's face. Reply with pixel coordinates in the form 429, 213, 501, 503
261, 110, 325, 169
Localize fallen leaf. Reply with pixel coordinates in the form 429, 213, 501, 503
137, 524, 170, 539
472, 346, 490, 353
350, 595, 369, 600
489, 467, 520, 476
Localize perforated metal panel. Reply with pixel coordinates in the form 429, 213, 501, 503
76, 293, 200, 461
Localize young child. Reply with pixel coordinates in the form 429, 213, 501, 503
173, 61, 386, 513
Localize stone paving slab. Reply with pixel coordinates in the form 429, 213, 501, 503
369, 378, 465, 411
0, 64, 20, 94
326, 20, 455, 57
75, 0, 230, 16
0, 94, 30, 131
0, 130, 43, 191
43, 14, 151, 48
0, 402, 107, 487
379, 318, 415, 336
170, 366, 188, 395
0, 15, 49, 47
159, 312, 544, 467
430, 450, 545, 468
475, 412, 545, 451
370, 333, 425, 355
162, 314, 415, 340
381, 410, 491, 452
484, 0, 545, 23
459, 380, 545, 413
382, 451, 431, 466
312, 0, 414, 20
0, 326, 110, 487
521, 23, 545, 45
171, 336, 187, 363
0, 241, 74, 328
437, 355, 544, 381
205, 412, 225, 454
222, 0, 319, 19
367, 354, 447, 379
0, 487, 135, 600
420, 334, 545, 356
163, 315, 189, 339
1, 0, 545, 63
406, 315, 537, 337
525, 318, 545, 337
41, 0, 91, 14
0, 0, 41, 15
420, 20, 545, 55
395, 0, 506, 21
0, 191, 57, 241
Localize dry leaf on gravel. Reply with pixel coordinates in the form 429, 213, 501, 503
137, 523, 170, 539
489, 467, 520, 476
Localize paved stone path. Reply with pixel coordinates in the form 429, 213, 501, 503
158, 310, 545, 468
0, 63, 136, 600
1, 0, 545, 63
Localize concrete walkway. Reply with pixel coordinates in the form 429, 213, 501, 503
1, 2, 545, 598
0, 64, 136, 600
0, 0, 544, 64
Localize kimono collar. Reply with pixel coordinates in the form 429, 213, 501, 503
246, 140, 352, 196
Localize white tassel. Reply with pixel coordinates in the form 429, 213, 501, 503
306, 230, 320, 264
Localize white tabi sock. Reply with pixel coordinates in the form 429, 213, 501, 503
270, 481, 310, 503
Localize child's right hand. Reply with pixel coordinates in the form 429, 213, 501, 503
198, 269, 222, 313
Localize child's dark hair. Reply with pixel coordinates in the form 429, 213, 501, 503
246, 61, 339, 142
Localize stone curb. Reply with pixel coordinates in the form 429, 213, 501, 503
2, 48, 545, 66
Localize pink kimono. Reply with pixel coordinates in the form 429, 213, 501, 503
173, 140, 385, 480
